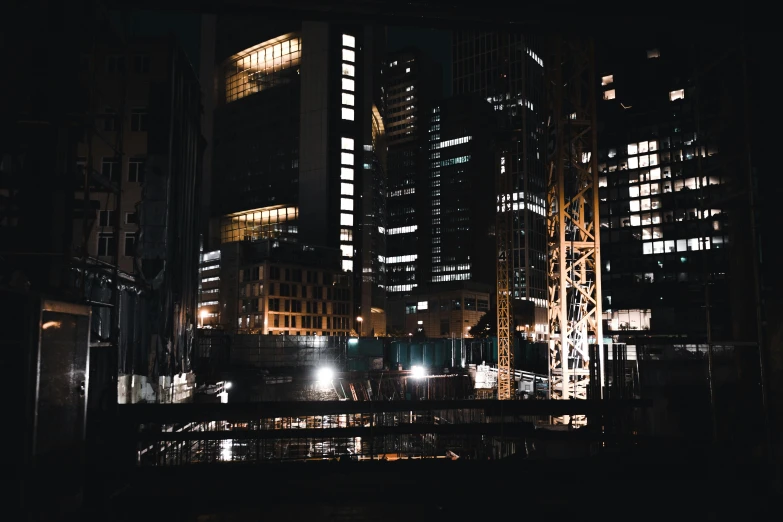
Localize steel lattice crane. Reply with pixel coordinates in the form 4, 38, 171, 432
496, 146, 514, 400
545, 36, 604, 421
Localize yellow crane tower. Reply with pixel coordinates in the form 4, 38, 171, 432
545, 36, 604, 421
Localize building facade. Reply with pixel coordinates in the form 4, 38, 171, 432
425, 96, 496, 286
596, 39, 735, 343
208, 19, 387, 332
452, 30, 549, 334
401, 283, 491, 339
199, 239, 352, 336
382, 49, 442, 297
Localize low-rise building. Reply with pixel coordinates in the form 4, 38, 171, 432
393, 282, 491, 339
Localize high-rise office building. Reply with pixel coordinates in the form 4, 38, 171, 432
207, 19, 387, 333
382, 49, 442, 297
452, 31, 549, 334
425, 96, 496, 286
596, 40, 736, 344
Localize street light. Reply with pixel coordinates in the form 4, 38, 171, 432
356, 316, 363, 337
411, 365, 426, 379
316, 367, 334, 382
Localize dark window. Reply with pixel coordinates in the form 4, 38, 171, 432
440, 319, 449, 335
131, 108, 148, 132
101, 158, 119, 182
124, 232, 136, 256
134, 54, 150, 73
103, 108, 117, 131
98, 210, 115, 227
477, 299, 489, 312
125, 212, 137, 224
97, 233, 115, 256
128, 158, 145, 182
106, 55, 125, 73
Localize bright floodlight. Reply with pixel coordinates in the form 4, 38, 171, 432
224, 381, 232, 390
411, 365, 426, 379
316, 367, 334, 382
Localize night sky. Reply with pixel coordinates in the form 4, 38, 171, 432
387, 26, 452, 97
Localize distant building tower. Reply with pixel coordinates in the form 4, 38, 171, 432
208, 19, 386, 332
382, 49, 442, 300
452, 31, 549, 335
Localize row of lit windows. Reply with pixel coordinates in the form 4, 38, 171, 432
431, 273, 471, 283
224, 35, 301, 103
339, 105, 355, 273
603, 87, 684, 102
385, 254, 417, 264
641, 238, 714, 255
386, 284, 417, 292
387, 225, 417, 235
341, 35, 355, 122
430, 136, 471, 150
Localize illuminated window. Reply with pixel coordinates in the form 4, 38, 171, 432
341, 137, 354, 150
647, 49, 660, 59
669, 89, 685, 101
340, 213, 353, 227
340, 167, 354, 181
340, 197, 353, 211
340, 245, 353, 258
342, 259, 353, 272
628, 143, 638, 155
342, 49, 355, 62
342, 63, 355, 77
342, 93, 354, 106
341, 107, 354, 121
340, 228, 352, 242
223, 36, 302, 104
341, 152, 354, 165
639, 141, 648, 154
406, 67, 411, 73
601, 74, 614, 86
629, 157, 639, 169
341, 182, 354, 196
342, 34, 355, 48
630, 200, 640, 212
603, 89, 616, 100
342, 78, 354, 91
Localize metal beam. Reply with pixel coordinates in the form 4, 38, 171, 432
546, 37, 603, 424
496, 148, 514, 400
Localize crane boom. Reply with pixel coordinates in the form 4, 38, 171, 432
546, 36, 604, 422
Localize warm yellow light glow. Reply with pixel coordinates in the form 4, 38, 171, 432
42, 321, 61, 330
223, 33, 301, 103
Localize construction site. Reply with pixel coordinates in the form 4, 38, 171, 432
6, 2, 779, 521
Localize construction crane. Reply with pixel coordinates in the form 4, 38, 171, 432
496, 142, 514, 400
545, 36, 604, 421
